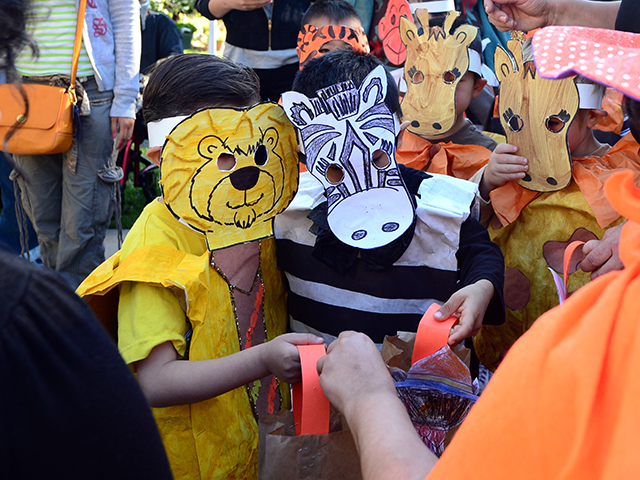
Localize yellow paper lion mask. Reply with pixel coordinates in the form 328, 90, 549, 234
160, 103, 299, 251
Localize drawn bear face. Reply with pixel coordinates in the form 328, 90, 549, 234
160, 103, 299, 250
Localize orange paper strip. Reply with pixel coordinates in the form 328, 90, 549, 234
411, 303, 458, 364
563, 240, 585, 299
292, 344, 329, 436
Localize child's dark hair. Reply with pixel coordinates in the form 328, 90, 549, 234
625, 96, 640, 144
0, 0, 37, 83
301, 0, 362, 27
143, 54, 260, 124
292, 49, 402, 117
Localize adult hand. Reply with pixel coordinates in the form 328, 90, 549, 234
484, 0, 553, 32
261, 333, 324, 384
317, 331, 395, 415
111, 117, 135, 151
434, 279, 495, 346
580, 223, 624, 280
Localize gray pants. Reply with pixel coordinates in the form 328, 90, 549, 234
14, 77, 118, 289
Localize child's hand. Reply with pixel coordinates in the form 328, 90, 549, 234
261, 333, 324, 383
433, 279, 495, 346
479, 143, 528, 200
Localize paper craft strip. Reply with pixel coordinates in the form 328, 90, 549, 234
548, 240, 586, 305
292, 344, 330, 436
532, 26, 640, 102
411, 303, 459, 364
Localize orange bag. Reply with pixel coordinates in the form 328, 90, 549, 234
0, 0, 85, 155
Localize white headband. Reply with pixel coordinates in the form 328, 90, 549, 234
147, 115, 189, 149
577, 83, 604, 110
409, 0, 455, 13
468, 49, 482, 77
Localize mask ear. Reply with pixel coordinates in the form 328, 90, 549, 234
262, 126, 280, 152
281, 91, 316, 128
359, 65, 388, 108
494, 45, 515, 85
447, 24, 478, 49
197, 135, 226, 160
400, 15, 419, 47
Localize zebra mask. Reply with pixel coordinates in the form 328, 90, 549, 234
281, 65, 415, 249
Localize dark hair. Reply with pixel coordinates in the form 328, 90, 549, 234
142, 54, 260, 124
0, 0, 37, 83
428, 14, 482, 56
292, 49, 402, 117
625, 95, 640, 144
301, 0, 362, 27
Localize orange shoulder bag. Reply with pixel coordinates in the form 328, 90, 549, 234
0, 0, 86, 155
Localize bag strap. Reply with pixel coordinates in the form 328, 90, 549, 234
69, 0, 88, 103
292, 344, 330, 436
411, 302, 459, 365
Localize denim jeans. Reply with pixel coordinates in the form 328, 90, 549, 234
0, 155, 38, 254
14, 77, 118, 288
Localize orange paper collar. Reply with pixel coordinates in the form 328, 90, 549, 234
297, 24, 370, 68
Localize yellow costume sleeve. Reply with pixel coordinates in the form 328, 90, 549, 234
118, 282, 190, 366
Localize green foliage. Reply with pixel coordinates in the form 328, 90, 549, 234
151, 0, 195, 19
111, 172, 152, 229
176, 22, 197, 33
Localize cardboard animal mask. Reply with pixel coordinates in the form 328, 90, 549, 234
400, 10, 479, 137
159, 103, 299, 251
495, 38, 579, 192
378, 0, 412, 66
297, 24, 370, 68
281, 65, 415, 250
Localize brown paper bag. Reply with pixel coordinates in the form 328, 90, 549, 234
258, 409, 362, 480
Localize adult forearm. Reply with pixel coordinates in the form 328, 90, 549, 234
207, 0, 233, 19
552, 0, 620, 29
345, 392, 437, 480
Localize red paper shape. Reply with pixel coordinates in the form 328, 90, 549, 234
378, 0, 412, 66
411, 303, 459, 364
292, 344, 329, 436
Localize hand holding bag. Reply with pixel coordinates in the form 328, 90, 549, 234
259, 344, 363, 480
0, 0, 86, 155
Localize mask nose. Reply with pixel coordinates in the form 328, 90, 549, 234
230, 166, 260, 191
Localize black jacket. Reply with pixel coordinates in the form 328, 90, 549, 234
195, 0, 311, 51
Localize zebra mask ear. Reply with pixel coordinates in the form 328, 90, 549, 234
280, 67, 415, 250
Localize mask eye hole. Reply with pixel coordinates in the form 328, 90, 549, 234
254, 144, 268, 166
546, 115, 566, 133
217, 153, 236, 171
326, 164, 344, 184
443, 70, 457, 84
408, 66, 424, 84
372, 149, 390, 169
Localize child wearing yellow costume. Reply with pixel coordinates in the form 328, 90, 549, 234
77, 55, 322, 480
472, 39, 640, 370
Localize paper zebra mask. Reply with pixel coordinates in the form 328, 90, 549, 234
495, 37, 579, 192
281, 65, 415, 250
400, 10, 479, 136
159, 103, 299, 251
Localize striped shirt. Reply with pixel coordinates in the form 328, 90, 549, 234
275, 169, 506, 343
16, 0, 94, 77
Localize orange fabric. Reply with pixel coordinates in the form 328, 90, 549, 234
490, 134, 640, 228
396, 131, 491, 180
428, 169, 640, 480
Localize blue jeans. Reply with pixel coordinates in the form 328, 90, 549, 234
0, 155, 38, 254
14, 77, 118, 288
